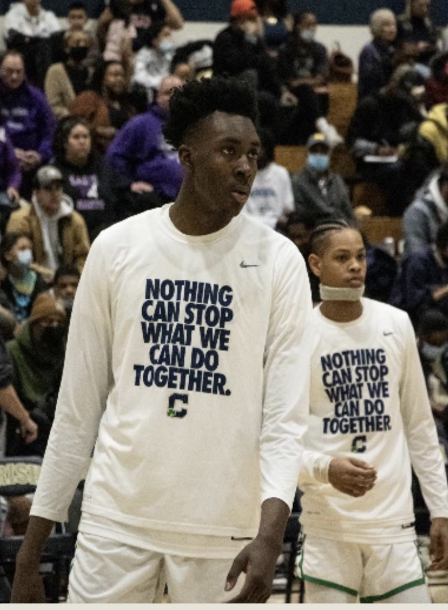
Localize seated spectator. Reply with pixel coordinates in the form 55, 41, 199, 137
5, 292, 66, 457
397, 0, 438, 75
50, 1, 96, 65
0, 125, 21, 207
6, 166, 90, 275
3, 0, 60, 88
243, 128, 294, 229
282, 211, 320, 303
213, 0, 282, 98
291, 133, 354, 225
0, 232, 47, 326
417, 309, 448, 457
0, 50, 55, 199
102, 0, 136, 83
70, 60, 138, 153
403, 165, 448, 255
358, 8, 397, 100
363, 233, 398, 303
426, 52, 448, 107
133, 22, 175, 101
97, 0, 183, 55
348, 66, 427, 214
0, 331, 38, 451
106, 75, 183, 205
51, 116, 115, 239
170, 39, 213, 81
255, 0, 292, 58
419, 102, 448, 165
44, 30, 93, 119
278, 11, 329, 93
389, 221, 448, 326
48, 264, 80, 319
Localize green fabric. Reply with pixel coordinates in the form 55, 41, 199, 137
360, 578, 426, 603
6, 322, 64, 411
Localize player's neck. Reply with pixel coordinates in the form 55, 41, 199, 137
319, 300, 363, 323
170, 187, 236, 236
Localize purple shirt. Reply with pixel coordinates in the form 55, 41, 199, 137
0, 79, 55, 162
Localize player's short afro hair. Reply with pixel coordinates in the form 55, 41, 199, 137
164, 76, 259, 149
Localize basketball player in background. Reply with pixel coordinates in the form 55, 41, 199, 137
298, 221, 448, 603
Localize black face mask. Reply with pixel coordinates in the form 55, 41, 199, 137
68, 46, 89, 62
40, 325, 66, 346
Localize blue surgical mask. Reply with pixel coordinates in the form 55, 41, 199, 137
308, 153, 330, 172
17, 249, 33, 268
300, 29, 315, 42
159, 40, 174, 55
421, 342, 448, 360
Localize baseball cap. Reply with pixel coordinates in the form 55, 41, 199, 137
306, 133, 330, 150
34, 166, 64, 189
230, 0, 258, 18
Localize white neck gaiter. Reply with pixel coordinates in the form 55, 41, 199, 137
320, 284, 365, 302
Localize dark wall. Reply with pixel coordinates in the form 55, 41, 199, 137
1, 0, 447, 25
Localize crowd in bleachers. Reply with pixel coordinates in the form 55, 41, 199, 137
0, 0, 446, 542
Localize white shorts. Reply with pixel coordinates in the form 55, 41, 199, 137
67, 532, 245, 603
298, 534, 426, 603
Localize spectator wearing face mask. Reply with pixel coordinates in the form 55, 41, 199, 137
44, 30, 93, 119
132, 22, 175, 101
278, 11, 329, 94
390, 221, 448, 327
0, 233, 48, 327
290, 133, 354, 226
5, 292, 67, 457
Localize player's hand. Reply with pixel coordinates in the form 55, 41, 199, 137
328, 457, 377, 497
225, 535, 281, 603
20, 416, 38, 443
429, 517, 448, 571
11, 556, 46, 603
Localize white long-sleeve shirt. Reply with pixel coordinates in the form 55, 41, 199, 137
299, 299, 448, 543
31, 205, 312, 552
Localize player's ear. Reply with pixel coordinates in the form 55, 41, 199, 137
178, 145, 193, 170
308, 253, 322, 277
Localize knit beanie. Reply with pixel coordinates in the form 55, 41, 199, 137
30, 293, 66, 324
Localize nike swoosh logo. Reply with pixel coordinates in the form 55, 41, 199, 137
383, 332, 393, 336
240, 261, 260, 268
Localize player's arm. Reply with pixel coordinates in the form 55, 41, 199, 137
225, 497, 290, 603
11, 517, 54, 602
399, 315, 448, 570
227, 242, 313, 602
11, 235, 114, 602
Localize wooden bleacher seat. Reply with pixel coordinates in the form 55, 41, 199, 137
275, 145, 356, 180
352, 181, 388, 216
274, 146, 307, 173
327, 82, 358, 139
358, 216, 403, 247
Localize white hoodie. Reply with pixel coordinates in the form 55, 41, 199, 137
32, 194, 74, 271
4, 2, 60, 42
